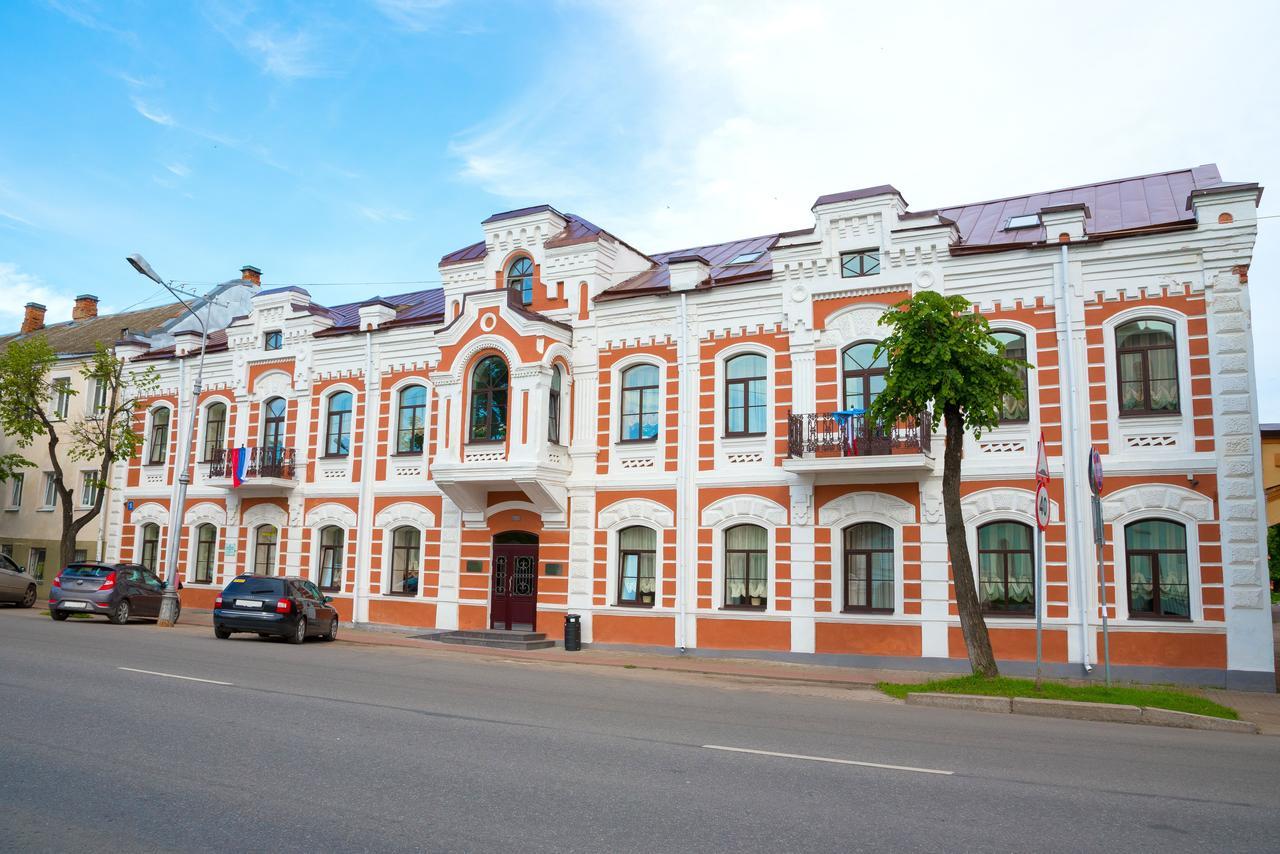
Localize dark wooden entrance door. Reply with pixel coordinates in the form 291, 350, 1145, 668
491, 532, 538, 630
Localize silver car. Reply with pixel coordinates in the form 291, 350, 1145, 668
0, 553, 38, 608
49, 562, 177, 624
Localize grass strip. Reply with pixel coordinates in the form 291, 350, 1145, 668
878, 675, 1238, 720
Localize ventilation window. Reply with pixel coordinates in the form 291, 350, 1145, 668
1005, 214, 1041, 230
727, 251, 764, 265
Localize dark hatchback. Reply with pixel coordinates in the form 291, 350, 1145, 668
213, 575, 339, 644
49, 562, 176, 624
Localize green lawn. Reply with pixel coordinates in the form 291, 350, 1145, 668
878, 675, 1239, 720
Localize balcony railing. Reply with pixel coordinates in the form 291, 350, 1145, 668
786, 412, 931, 458
208, 446, 297, 481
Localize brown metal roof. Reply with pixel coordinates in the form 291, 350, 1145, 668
596, 233, 779, 301
0, 301, 189, 356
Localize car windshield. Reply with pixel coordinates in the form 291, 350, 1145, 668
61, 565, 114, 578
223, 577, 283, 597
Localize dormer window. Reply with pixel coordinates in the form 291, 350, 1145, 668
727, 251, 763, 265
1005, 213, 1042, 230
840, 250, 880, 278
507, 257, 534, 306
264, 330, 283, 351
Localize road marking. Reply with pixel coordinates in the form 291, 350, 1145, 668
117, 667, 233, 686
701, 744, 953, 776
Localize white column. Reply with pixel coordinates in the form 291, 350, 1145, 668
918, 474, 950, 658
788, 481, 816, 653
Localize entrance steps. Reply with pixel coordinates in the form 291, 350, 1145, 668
434, 629, 557, 651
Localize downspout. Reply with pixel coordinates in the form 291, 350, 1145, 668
1056, 242, 1092, 672
675, 292, 690, 652
352, 329, 375, 624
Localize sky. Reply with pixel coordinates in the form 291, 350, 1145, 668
1, 0, 1277, 415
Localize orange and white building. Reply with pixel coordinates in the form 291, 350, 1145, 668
106, 164, 1274, 689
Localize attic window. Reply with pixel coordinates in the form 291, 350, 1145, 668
264, 330, 283, 351
727, 251, 764, 265
1005, 213, 1041, 230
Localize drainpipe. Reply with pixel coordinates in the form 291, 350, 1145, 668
352, 329, 375, 624
675, 292, 691, 652
1056, 242, 1092, 672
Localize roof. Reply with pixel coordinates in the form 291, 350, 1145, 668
937, 164, 1240, 251
1261, 423, 1280, 439
812, 184, 905, 208
0, 301, 189, 357
596, 233, 779, 301
440, 212, 626, 266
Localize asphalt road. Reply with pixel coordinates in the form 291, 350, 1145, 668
2, 609, 1278, 853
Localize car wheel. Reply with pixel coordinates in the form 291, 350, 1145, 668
323, 618, 338, 642
214, 626, 231, 640
287, 617, 307, 645
20, 585, 37, 609
109, 599, 131, 625
50, 609, 68, 622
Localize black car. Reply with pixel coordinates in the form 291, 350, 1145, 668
213, 575, 339, 644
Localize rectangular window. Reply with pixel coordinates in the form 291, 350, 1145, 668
53, 378, 71, 420
41, 472, 56, 509
264, 330, 283, 351
840, 250, 880, 278
79, 470, 100, 509
73, 549, 87, 562
27, 548, 46, 580
0, 544, 11, 557
90, 379, 108, 417
8, 474, 23, 509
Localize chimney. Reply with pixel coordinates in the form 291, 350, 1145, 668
21, 302, 46, 333
73, 294, 99, 321
240, 265, 262, 285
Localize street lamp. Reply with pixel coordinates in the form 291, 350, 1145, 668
127, 253, 208, 627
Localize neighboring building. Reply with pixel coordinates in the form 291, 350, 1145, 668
0, 270, 260, 594
1263, 424, 1279, 528
108, 165, 1273, 689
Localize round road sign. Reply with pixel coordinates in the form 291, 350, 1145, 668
1035, 482, 1051, 531
1087, 447, 1103, 495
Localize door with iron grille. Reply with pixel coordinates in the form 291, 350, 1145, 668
491, 532, 538, 630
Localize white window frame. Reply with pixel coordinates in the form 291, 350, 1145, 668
79, 470, 99, 509
311, 525, 348, 592
52, 377, 72, 420
7, 474, 24, 510
1109, 511, 1203, 625
1101, 306, 1193, 453
710, 519, 778, 615
714, 344, 774, 465
40, 472, 56, 510
145, 405, 171, 467
89, 378, 108, 418
826, 514, 905, 617
382, 524, 425, 598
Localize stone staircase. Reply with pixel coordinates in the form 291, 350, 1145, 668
434, 629, 557, 651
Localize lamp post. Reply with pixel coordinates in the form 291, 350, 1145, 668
127, 254, 207, 627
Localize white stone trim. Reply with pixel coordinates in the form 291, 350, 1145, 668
1100, 484, 1213, 523
818, 491, 915, 527
305, 501, 358, 530
962, 487, 1060, 524
817, 302, 893, 348
1100, 305, 1194, 455
609, 353, 669, 449
183, 501, 226, 527
598, 497, 675, 530
129, 501, 168, 527
485, 500, 540, 519
1104, 500, 1206, 624
701, 494, 787, 528
374, 501, 438, 530
242, 502, 287, 530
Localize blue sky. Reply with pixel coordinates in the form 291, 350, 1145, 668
2, 0, 1278, 415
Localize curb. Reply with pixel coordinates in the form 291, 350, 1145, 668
904, 692, 1259, 734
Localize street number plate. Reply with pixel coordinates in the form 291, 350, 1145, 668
61, 601, 87, 609
235, 599, 263, 609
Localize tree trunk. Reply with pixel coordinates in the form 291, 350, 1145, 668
942, 403, 999, 677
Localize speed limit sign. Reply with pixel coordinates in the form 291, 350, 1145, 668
1035, 482, 1051, 531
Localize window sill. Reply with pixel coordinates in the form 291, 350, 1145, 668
386, 591, 419, 597
464, 439, 505, 447
1125, 614, 1193, 623
3, 508, 19, 512
721, 604, 767, 612
982, 610, 1035, 618
615, 601, 655, 609
1117, 411, 1182, 423
722, 432, 768, 441
841, 607, 894, 616
320, 453, 351, 460
391, 450, 426, 457
36, 507, 55, 513
616, 438, 659, 446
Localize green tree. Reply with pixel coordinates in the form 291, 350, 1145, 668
869, 291, 1030, 677
0, 338, 158, 570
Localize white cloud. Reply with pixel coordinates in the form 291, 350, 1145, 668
44, 0, 138, 46
246, 28, 328, 79
356, 205, 412, 223
203, 3, 334, 80
372, 0, 452, 32
131, 96, 174, 127
165, 163, 191, 178
0, 263, 76, 330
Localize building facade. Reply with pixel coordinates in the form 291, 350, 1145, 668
107, 165, 1274, 689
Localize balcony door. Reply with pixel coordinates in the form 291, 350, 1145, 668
491, 531, 538, 631
841, 342, 889, 454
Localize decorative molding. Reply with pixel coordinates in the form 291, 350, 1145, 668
597, 497, 675, 529
130, 501, 168, 527
304, 501, 358, 530
1101, 484, 1214, 523
818, 491, 916, 527
242, 502, 288, 530
700, 494, 787, 528
374, 501, 438, 530
817, 303, 891, 346
961, 487, 1059, 524
182, 502, 226, 527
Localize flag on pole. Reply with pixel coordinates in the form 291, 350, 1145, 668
231, 447, 247, 488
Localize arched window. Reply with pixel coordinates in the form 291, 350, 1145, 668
1116, 319, 1179, 415
389, 526, 420, 595
724, 524, 767, 609
725, 353, 767, 437
201, 402, 226, 463
619, 364, 660, 442
507, 256, 534, 305
325, 391, 353, 457
1125, 519, 1189, 618
147, 407, 170, 465
254, 525, 278, 575
993, 331, 1029, 423
139, 523, 160, 572
262, 397, 286, 453
841, 342, 887, 412
618, 526, 656, 606
395, 385, 427, 453
469, 357, 508, 442
548, 366, 563, 445
843, 522, 893, 612
318, 526, 344, 591
193, 523, 217, 583
977, 521, 1034, 614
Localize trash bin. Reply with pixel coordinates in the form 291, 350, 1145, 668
564, 613, 582, 651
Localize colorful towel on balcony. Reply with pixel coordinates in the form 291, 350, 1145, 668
833, 409, 864, 456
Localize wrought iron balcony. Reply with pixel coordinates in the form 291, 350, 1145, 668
207, 446, 298, 481
786, 411, 932, 460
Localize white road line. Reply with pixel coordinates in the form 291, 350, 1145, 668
117, 667, 233, 686
701, 744, 953, 776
